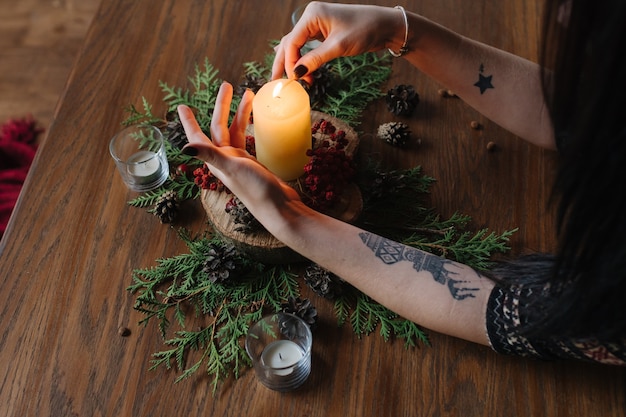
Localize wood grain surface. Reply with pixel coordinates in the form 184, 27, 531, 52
1, 0, 624, 416
0, 0, 100, 138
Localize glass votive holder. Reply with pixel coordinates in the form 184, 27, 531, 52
109, 125, 169, 192
245, 313, 312, 392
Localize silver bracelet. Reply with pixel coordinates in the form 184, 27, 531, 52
388, 5, 409, 57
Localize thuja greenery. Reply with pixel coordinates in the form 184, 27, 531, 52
355, 162, 517, 272
124, 48, 516, 389
318, 53, 392, 125
333, 291, 428, 348
129, 230, 301, 392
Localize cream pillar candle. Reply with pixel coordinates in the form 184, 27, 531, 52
252, 79, 311, 180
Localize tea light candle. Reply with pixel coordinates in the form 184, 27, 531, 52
261, 340, 304, 376
126, 150, 162, 184
246, 313, 312, 391
252, 79, 311, 181
110, 124, 169, 192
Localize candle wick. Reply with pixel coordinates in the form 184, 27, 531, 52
279, 353, 283, 360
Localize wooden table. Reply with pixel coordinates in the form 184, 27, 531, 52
1, 0, 624, 416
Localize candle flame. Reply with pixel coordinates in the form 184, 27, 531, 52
272, 79, 294, 98
272, 81, 284, 98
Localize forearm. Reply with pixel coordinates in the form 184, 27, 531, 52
388, 10, 555, 149
269, 200, 495, 345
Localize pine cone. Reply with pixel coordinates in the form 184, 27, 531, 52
304, 263, 346, 300
368, 170, 409, 200
225, 196, 265, 233
237, 74, 266, 95
385, 84, 419, 117
153, 190, 179, 224
300, 63, 334, 106
202, 243, 239, 284
377, 122, 411, 147
280, 296, 318, 329
164, 111, 188, 150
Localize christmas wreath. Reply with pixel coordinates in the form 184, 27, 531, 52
123, 48, 515, 392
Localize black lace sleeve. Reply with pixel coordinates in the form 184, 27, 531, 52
486, 284, 626, 365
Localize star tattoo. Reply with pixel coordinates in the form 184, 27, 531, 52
474, 73, 494, 94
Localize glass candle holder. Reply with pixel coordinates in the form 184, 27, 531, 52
245, 313, 312, 392
109, 125, 169, 192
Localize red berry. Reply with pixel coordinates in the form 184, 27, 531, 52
176, 163, 190, 177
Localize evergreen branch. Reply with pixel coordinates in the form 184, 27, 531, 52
150, 347, 178, 370
160, 82, 192, 110
394, 320, 430, 348
122, 97, 163, 126
242, 61, 271, 80
129, 232, 301, 389
317, 53, 392, 126
402, 227, 516, 271
333, 295, 352, 327
127, 188, 168, 208
333, 289, 428, 347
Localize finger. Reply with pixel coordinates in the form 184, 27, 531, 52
177, 104, 210, 146
229, 88, 254, 149
272, 4, 321, 80
292, 40, 347, 80
271, 42, 289, 80
178, 104, 216, 161
210, 82, 234, 146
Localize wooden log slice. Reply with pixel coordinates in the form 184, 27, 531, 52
202, 111, 362, 264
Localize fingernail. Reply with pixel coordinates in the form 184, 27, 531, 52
182, 146, 198, 156
293, 65, 308, 79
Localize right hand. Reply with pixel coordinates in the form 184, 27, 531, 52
272, 2, 402, 83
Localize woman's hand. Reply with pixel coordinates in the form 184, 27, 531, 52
177, 83, 302, 233
272, 2, 404, 83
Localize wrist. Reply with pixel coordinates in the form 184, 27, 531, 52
387, 6, 410, 57
271, 200, 318, 243
263, 199, 344, 260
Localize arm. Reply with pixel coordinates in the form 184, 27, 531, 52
177, 85, 495, 345
273, 2, 556, 149
265, 198, 495, 345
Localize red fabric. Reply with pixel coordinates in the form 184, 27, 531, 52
0, 117, 41, 237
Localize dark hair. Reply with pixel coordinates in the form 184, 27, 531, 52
494, 0, 626, 341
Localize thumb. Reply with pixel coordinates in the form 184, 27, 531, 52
292, 41, 346, 82
181, 142, 215, 164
